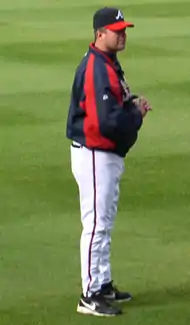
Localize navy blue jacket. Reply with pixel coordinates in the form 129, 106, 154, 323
66, 43, 143, 157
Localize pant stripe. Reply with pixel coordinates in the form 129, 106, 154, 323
86, 150, 97, 296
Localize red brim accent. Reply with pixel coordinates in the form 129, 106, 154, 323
105, 21, 134, 31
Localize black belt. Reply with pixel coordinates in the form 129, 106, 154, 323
71, 141, 83, 148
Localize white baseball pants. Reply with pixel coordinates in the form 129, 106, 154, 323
70, 144, 124, 297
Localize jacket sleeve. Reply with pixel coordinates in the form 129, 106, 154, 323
123, 96, 143, 131
92, 58, 143, 143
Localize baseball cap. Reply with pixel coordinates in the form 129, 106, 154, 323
93, 7, 134, 31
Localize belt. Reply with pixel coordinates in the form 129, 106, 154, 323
71, 141, 83, 148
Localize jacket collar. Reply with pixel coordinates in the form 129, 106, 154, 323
89, 42, 117, 67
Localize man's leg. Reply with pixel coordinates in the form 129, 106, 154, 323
99, 164, 123, 286
99, 179, 132, 302
99, 186, 120, 286
71, 146, 122, 316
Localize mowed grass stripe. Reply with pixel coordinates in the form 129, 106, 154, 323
0, 1, 190, 20
0, 91, 67, 125
0, 56, 190, 94
0, 0, 188, 10
0, 60, 74, 94
0, 18, 189, 44
0, 34, 190, 66
0, 153, 190, 214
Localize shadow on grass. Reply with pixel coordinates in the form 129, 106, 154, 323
1, 285, 190, 324
128, 284, 190, 308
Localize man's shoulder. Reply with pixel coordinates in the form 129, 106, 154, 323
76, 51, 89, 72
76, 50, 106, 77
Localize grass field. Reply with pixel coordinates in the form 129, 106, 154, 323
0, 0, 190, 324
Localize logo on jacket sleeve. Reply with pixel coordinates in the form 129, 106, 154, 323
103, 94, 108, 100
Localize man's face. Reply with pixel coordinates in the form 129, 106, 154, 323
103, 28, 127, 52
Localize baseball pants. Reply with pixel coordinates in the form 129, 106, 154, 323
71, 143, 124, 297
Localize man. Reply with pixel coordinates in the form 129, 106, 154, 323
66, 6, 151, 317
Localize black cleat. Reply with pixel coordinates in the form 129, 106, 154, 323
77, 291, 122, 317
101, 281, 132, 302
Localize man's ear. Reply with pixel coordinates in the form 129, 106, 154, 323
95, 28, 106, 40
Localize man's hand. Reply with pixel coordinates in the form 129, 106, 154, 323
133, 96, 152, 118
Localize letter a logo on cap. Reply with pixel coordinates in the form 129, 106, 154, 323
116, 10, 124, 20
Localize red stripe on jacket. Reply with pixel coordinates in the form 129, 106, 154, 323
83, 53, 115, 149
105, 63, 123, 105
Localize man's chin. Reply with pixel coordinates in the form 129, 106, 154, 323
117, 44, 125, 51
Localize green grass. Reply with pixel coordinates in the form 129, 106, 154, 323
0, 0, 190, 324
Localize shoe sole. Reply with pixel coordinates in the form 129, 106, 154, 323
104, 297, 132, 303
104, 295, 132, 303
77, 305, 119, 317
116, 297, 132, 303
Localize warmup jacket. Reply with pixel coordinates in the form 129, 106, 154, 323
66, 43, 143, 157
